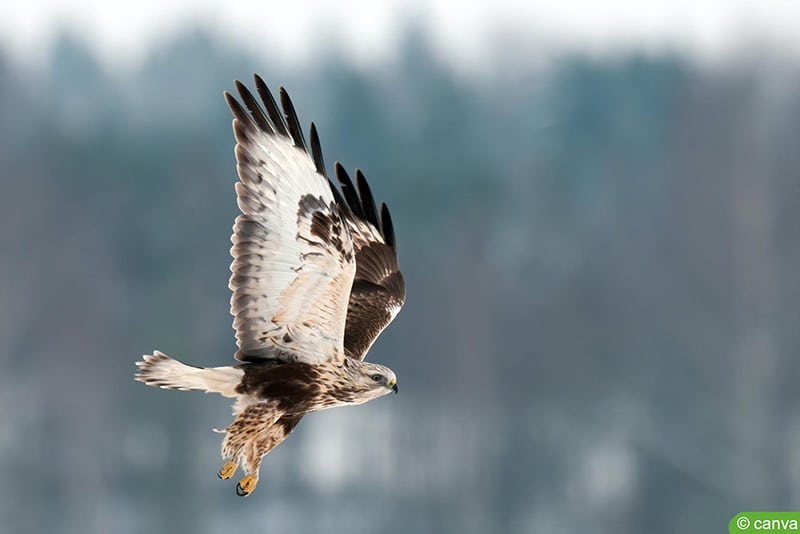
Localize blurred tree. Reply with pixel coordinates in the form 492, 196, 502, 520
1, 27, 799, 534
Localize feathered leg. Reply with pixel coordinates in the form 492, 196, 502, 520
219, 403, 302, 496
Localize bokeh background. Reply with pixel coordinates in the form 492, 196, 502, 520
2, 2, 800, 533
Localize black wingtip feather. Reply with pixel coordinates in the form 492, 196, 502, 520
324, 163, 351, 217
328, 179, 350, 217
355, 169, 380, 229
253, 74, 289, 137
279, 87, 308, 151
224, 91, 253, 126
335, 163, 365, 219
309, 123, 326, 177
231, 75, 399, 253
380, 203, 396, 249
235, 80, 273, 133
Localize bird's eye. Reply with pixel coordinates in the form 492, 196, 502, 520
371, 374, 383, 383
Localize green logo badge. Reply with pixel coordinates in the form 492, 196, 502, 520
730, 513, 800, 533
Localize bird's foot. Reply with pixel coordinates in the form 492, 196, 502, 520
218, 461, 238, 480
236, 475, 258, 497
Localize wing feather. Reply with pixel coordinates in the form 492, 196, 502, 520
355, 169, 380, 229
333, 165, 406, 360
279, 87, 308, 151
226, 77, 355, 365
309, 123, 326, 178
254, 74, 289, 137
336, 163, 366, 220
380, 202, 396, 249
234, 80, 273, 133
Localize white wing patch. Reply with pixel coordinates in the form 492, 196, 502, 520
228, 103, 355, 365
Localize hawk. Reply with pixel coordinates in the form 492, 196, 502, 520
135, 74, 405, 497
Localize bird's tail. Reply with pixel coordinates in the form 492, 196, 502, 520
135, 351, 243, 398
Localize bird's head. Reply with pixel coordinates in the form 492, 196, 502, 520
343, 358, 398, 401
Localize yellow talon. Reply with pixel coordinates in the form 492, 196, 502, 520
218, 461, 237, 480
236, 475, 258, 497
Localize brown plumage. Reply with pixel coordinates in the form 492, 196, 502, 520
335, 164, 406, 359
135, 74, 405, 497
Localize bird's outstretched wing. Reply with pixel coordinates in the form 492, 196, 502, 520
226, 75, 355, 365
334, 164, 406, 360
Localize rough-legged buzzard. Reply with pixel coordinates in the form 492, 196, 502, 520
135, 75, 405, 497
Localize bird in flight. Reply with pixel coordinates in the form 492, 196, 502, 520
135, 74, 405, 497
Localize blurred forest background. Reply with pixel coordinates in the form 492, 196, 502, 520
2, 17, 800, 534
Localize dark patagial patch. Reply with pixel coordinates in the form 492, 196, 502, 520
310, 212, 333, 241
297, 194, 353, 262
297, 193, 325, 218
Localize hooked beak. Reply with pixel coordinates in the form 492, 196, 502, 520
389, 379, 398, 395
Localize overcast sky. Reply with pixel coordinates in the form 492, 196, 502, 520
2, 0, 800, 71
